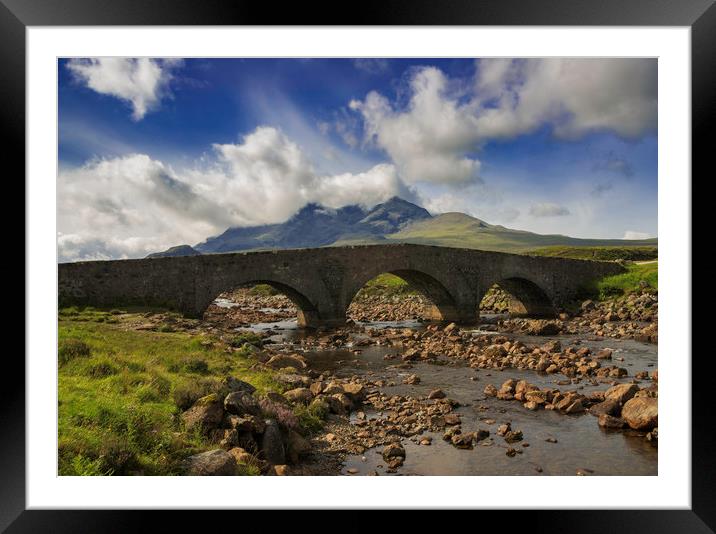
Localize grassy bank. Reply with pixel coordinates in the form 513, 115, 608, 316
583, 262, 658, 300
358, 273, 415, 297
58, 308, 292, 476
528, 245, 658, 262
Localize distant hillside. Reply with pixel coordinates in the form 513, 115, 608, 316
527, 245, 658, 261
146, 245, 200, 258
147, 198, 657, 257
387, 212, 657, 253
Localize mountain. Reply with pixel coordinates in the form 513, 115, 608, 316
387, 212, 657, 252
148, 197, 657, 256
194, 196, 431, 253
146, 244, 201, 258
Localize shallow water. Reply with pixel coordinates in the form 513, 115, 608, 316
239, 317, 657, 475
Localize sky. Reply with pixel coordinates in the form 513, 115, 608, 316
57, 58, 657, 262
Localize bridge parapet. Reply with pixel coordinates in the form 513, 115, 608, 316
58, 244, 625, 326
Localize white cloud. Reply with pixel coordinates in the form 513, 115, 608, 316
58, 127, 407, 261
349, 59, 656, 185
529, 203, 571, 217
623, 230, 652, 240
66, 58, 181, 120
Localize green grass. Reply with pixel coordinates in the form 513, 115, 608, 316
358, 273, 417, 297
527, 245, 658, 262
583, 262, 658, 300
58, 311, 285, 476
386, 212, 658, 253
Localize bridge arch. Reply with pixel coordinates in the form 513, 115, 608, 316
482, 276, 556, 318
344, 265, 474, 324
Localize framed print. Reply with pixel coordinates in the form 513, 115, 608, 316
7, 0, 711, 529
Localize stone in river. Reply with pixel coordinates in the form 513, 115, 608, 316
621, 397, 658, 431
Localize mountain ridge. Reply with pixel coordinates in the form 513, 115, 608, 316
147, 197, 657, 257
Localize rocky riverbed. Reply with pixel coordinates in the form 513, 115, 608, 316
129, 288, 657, 476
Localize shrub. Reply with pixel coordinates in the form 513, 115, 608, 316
182, 357, 209, 374
228, 332, 263, 348
58, 339, 91, 366
294, 401, 327, 434
85, 360, 119, 378
259, 397, 299, 430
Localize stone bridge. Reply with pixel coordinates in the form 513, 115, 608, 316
58, 244, 624, 327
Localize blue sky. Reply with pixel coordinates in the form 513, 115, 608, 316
57, 58, 657, 261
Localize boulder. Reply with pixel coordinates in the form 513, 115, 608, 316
382, 442, 406, 460
222, 377, 256, 395
427, 389, 446, 400
266, 354, 307, 370
181, 394, 224, 433
228, 447, 260, 467
224, 391, 261, 416
598, 414, 626, 429
604, 383, 639, 405
621, 397, 658, 431
284, 387, 314, 405
261, 419, 286, 465
286, 429, 311, 464
342, 383, 366, 402
185, 449, 237, 476
588, 399, 622, 417
483, 384, 498, 397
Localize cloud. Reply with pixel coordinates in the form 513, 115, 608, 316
66, 58, 181, 120
591, 182, 614, 197
58, 127, 407, 261
349, 59, 656, 185
353, 58, 390, 74
623, 230, 651, 240
592, 152, 635, 177
350, 67, 483, 185
529, 203, 571, 217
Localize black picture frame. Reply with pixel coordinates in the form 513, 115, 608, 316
5, 0, 709, 529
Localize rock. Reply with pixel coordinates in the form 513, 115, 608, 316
331, 393, 354, 413
266, 354, 307, 370
598, 414, 626, 429
444, 413, 461, 426
524, 390, 548, 404
228, 447, 259, 466
181, 394, 224, 433
483, 384, 498, 397
261, 420, 286, 465
523, 401, 539, 411
451, 432, 476, 449
428, 389, 446, 399
564, 399, 585, 414
382, 442, 406, 460
504, 430, 523, 443
286, 429, 311, 463
594, 349, 613, 360
604, 383, 640, 405
621, 397, 658, 431
309, 381, 324, 396
496, 423, 511, 437
264, 391, 290, 405
185, 449, 237, 476
224, 391, 261, 416
403, 374, 421, 385
284, 387, 314, 405
588, 399, 622, 417
342, 383, 366, 401
222, 377, 257, 395
322, 381, 345, 395
444, 322, 458, 333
